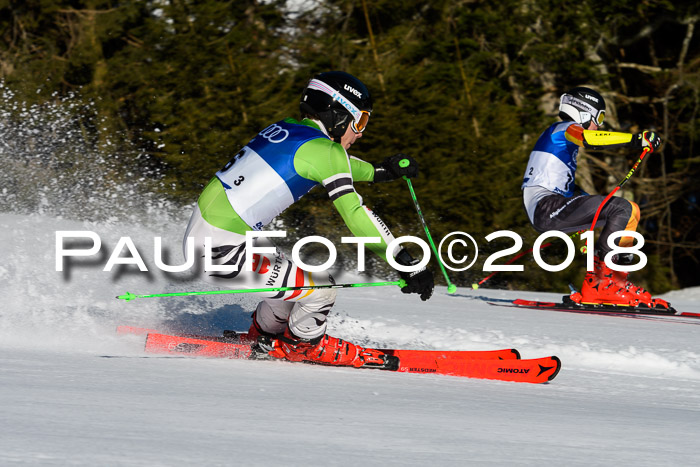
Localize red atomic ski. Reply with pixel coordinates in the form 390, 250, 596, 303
117, 326, 560, 384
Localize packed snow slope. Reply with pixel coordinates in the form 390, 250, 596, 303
1, 212, 699, 466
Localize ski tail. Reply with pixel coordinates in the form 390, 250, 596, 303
145, 333, 255, 359
117, 325, 159, 335
508, 298, 693, 319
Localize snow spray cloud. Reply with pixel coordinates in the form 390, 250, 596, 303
0, 82, 175, 225
0, 83, 198, 345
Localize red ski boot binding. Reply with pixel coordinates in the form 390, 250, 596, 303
579, 255, 639, 306
575, 255, 669, 309
610, 254, 670, 309
269, 328, 389, 368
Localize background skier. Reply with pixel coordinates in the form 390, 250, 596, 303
521, 87, 665, 307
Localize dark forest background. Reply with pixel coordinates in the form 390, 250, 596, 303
1, 0, 698, 293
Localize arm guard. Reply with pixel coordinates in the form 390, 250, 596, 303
565, 124, 634, 150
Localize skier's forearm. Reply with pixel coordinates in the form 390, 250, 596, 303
333, 193, 394, 261
565, 125, 633, 149
582, 130, 633, 148
348, 156, 375, 182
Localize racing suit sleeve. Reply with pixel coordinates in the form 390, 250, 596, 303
348, 155, 375, 182
294, 139, 395, 261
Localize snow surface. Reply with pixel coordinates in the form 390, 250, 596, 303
1, 212, 700, 466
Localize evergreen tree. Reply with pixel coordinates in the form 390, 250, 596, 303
1, 0, 697, 291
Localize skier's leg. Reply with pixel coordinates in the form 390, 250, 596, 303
246, 288, 335, 340
185, 204, 308, 333
531, 194, 651, 305
532, 194, 642, 254
184, 206, 385, 365
253, 300, 294, 336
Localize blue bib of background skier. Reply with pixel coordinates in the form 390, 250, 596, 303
522, 121, 580, 197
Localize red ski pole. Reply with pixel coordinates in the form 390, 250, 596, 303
589, 147, 650, 230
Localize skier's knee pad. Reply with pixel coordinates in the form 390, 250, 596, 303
620, 200, 640, 247
625, 201, 640, 230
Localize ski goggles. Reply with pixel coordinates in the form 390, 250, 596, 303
560, 94, 605, 126
307, 79, 370, 133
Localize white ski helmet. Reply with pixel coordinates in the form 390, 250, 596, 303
559, 87, 606, 129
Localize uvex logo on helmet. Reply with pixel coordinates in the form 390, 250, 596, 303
585, 94, 599, 103
344, 84, 362, 98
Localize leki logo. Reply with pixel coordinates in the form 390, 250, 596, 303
344, 84, 362, 98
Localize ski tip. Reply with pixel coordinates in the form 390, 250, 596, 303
547, 356, 562, 382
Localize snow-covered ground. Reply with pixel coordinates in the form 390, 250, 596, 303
1, 213, 699, 466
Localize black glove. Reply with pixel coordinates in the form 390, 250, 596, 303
394, 249, 434, 301
631, 131, 661, 152
373, 153, 419, 183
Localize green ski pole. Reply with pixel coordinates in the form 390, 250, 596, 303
401, 160, 456, 294
117, 280, 407, 302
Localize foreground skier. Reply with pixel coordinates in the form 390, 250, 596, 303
184, 71, 434, 368
522, 87, 666, 307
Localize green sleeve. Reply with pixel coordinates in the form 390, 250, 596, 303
294, 139, 395, 261
349, 156, 375, 182
331, 194, 393, 261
